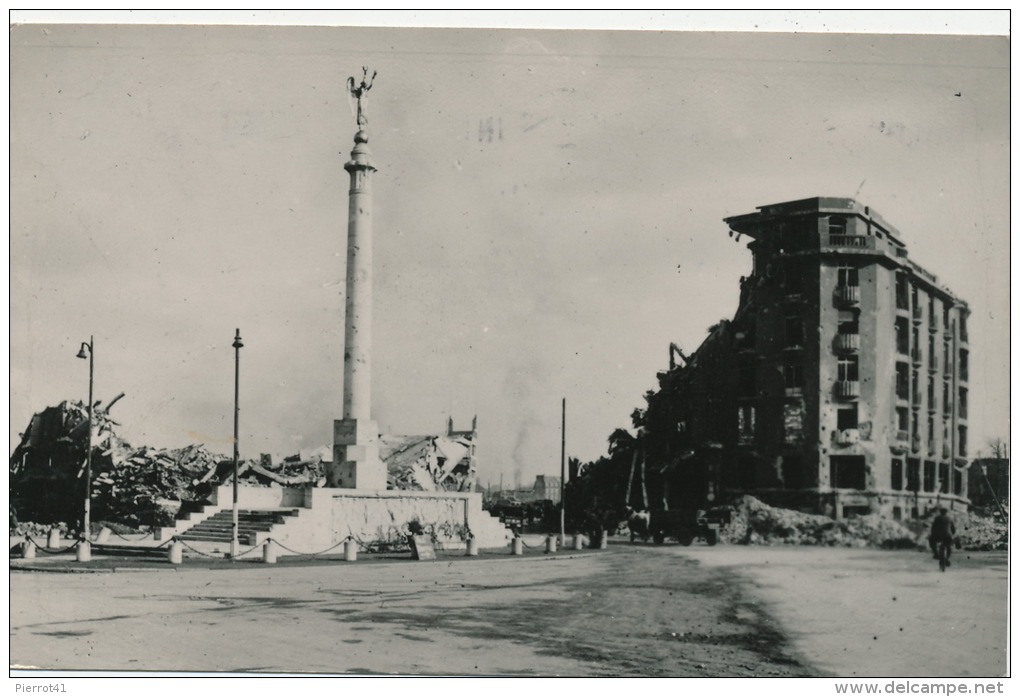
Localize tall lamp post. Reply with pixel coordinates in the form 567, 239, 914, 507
230, 328, 243, 559
75, 337, 94, 546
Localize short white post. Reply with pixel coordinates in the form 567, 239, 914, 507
466, 538, 479, 557
512, 537, 524, 556
599, 530, 609, 549
95, 527, 112, 544
21, 539, 36, 559
573, 533, 584, 551
168, 542, 183, 565
344, 538, 358, 562
545, 534, 558, 554
262, 540, 277, 564
76, 541, 91, 562
47, 528, 60, 548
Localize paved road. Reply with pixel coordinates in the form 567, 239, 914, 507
9, 544, 1008, 677
668, 545, 1008, 678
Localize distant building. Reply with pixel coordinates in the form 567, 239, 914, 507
534, 475, 562, 504
658, 197, 971, 520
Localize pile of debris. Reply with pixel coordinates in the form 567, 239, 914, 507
714, 496, 1008, 551
10, 397, 478, 532
380, 428, 477, 492
8, 397, 331, 531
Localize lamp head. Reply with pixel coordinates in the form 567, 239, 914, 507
232, 328, 243, 349
76, 344, 89, 360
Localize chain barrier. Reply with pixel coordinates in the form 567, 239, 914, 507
266, 537, 348, 558
174, 539, 231, 559
23, 536, 81, 555
109, 530, 153, 542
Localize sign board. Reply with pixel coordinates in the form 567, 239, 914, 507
409, 535, 436, 561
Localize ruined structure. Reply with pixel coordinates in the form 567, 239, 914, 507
654, 197, 971, 520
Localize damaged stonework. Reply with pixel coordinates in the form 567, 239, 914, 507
380, 417, 478, 493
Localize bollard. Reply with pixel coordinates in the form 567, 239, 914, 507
466, 538, 479, 557
599, 530, 609, 549
344, 538, 358, 562
95, 527, 112, 544
21, 539, 36, 559
168, 542, 183, 565
573, 533, 584, 551
512, 537, 524, 556
76, 541, 91, 562
47, 528, 61, 549
545, 534, 558, 554
262, 540, 277, 564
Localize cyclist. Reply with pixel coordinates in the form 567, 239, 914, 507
929, 508, 956, 567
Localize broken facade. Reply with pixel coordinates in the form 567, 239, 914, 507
659, 197, 971, 520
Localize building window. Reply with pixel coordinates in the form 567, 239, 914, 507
829, 216, 847, 235
942, 382, 951, 415
912, 369, 921, 403
959, 387, 968, 419
959, 349, 969, 381
939, 462, 950, 493
958, 425, 967, 457
953, 469, 963, 495
896, 407, 909, 434
837, 265, 859, 287
839, 355, 859, 383
907, 458, 921, 492
738, 405, 756, 445
837, 406, 858, 431
838, 312, 859, 336
830, 456, 865, 490
929, 297, 937, 326
896, 362, 909, 400
784, 310, 804, 348
959, 315, 968, 342
923, 460, 936, 492
891, 459, 904, 491
895, 318, 909, 354
928, 377, 936, 408
896, 274, 909, 310
943, 304, 950, 329
784, 363, 804, 390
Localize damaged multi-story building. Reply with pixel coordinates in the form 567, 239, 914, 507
658, 197, 971, 520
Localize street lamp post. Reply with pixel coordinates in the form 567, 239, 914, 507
230, 328, 243, 559
76, 337, 94, 545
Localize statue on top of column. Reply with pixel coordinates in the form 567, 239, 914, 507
347, 67, 377, 128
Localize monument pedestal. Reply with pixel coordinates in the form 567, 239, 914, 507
328, 418, 387, 490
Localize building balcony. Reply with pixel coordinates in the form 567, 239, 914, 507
912, 391, 922, 407
942, 443, 951, 459
911, 435, 922, 452
928, 355, 939, 373
833, 333, 860, 352
912, 306, 923, 323
929, 322, 940, 334
911, 348, 923, 366
833, 285, 860, 306
834, 429, 860, 446
927, 439, 936, 456
827, 235, 875, 250
896, 430, 910, 443
834, 380, 860, 399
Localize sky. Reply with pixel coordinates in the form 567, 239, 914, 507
9, 13, 1011, 491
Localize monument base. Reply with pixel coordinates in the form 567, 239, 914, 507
328, 418, 388, 489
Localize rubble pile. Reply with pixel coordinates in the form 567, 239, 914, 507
714, 496, 1008, 550
715, 496, 918, 548
901, 509, 1008, 552
9, 398, 331, 531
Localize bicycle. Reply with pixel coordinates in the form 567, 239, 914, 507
934, 537, 953, 572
